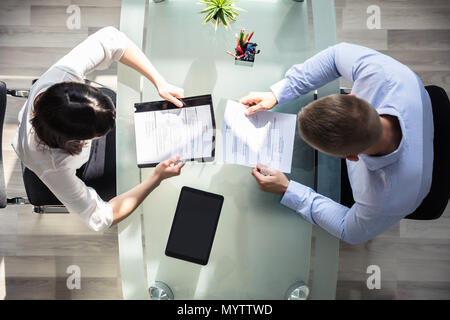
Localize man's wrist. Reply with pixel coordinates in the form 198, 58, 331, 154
270, 90, 279, 105
281, 180, 289, 195
270, 78, 290, 105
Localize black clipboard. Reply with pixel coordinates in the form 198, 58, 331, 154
134, 94, 216, 168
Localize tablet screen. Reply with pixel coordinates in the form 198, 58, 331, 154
165, 186, 224, 265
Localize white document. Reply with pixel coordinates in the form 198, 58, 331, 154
220, 100, 297, 173
134, 105, 214, 166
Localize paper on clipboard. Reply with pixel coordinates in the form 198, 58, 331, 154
220, 100, 297, 173
134, 95, 215, 167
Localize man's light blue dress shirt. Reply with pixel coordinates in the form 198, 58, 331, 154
270, 43, 433, 244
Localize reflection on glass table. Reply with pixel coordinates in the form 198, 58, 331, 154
117, 0, 340, 300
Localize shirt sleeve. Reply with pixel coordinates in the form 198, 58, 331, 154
39, 168, 113, 232
280, 180, 403, 244
270, 42, 384, 105
53, 26, 132, 77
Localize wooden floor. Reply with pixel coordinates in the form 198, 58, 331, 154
335, 0, 450, 300
0, 0, 449, 300
0, 0, 123, 300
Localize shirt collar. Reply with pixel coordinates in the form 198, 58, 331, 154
359, 107, 405, 171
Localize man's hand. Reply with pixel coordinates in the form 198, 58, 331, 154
251, 164, 289, 195
239, 91, 278, 116
157, 82, 185, 108
153, 155, 185, 184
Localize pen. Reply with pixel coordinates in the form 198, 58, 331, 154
247, 31, 254, 42
172, 159, 184, 167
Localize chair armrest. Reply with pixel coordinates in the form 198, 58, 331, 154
0, 81, 8, 207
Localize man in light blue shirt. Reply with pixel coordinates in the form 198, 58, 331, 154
239, 42, 433, 244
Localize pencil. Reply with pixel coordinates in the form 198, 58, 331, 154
239, 29, 245, 47
226, 51, 240, 59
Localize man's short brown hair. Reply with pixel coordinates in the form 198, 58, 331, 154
298, 94, 381, 156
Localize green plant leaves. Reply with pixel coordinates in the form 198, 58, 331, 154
198, 0, 246, 30
202, 7, 220, 24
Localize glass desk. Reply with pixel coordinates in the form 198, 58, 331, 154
117, 0, 340, 300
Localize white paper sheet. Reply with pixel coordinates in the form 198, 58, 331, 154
134, 105, 214, 166
220, 100, 297, 173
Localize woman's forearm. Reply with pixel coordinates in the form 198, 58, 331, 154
111, 46, 164, 225
118, 44, 184, 107
109, 174, 162, 226
119, 44, 166, 89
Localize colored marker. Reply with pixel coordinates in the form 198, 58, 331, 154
237, 44, 244, 54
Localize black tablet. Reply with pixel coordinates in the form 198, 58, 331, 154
165, 186, 224, 266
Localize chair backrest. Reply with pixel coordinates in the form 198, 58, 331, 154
0, 80, 115, 210
405, 85, 450, 220
0, 81, 8, 208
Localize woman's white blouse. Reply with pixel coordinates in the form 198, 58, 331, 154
12, 27, 132, 232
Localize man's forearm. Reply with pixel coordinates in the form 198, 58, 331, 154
271, 44, 341, 105
280, 180, 348, 239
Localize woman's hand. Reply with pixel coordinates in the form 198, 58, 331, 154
158, 82, 185, 108
110, 155, 184, 226
153, 155, 185, 184
118, 44, 185, 107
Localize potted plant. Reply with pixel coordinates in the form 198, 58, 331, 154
199, 0, 245, 31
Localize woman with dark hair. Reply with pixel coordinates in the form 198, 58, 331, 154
31, 82, 117, 155
12, 27, 185, 232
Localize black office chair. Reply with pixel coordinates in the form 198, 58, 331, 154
0, 80, 117, 213
340, 85, 450, 220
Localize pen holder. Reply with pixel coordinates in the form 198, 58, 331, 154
234, 42, 260, 67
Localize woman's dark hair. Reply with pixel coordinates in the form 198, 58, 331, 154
31, 82, 116, 155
